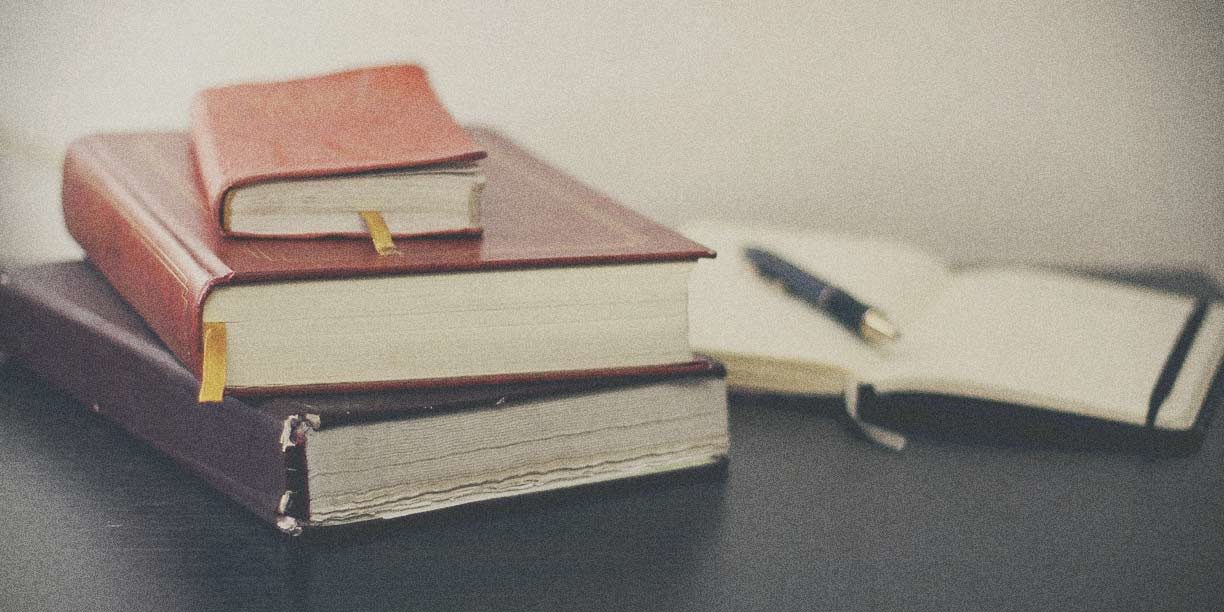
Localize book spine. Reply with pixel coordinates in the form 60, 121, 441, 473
0, 275, 302, 531
62, 137, 223, 374
187, 97, 229, 222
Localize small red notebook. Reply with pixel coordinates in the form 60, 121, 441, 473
62, 129, 714, 397
190, 65, 487, 237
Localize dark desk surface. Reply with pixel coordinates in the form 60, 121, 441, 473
3, 268, 1224, 612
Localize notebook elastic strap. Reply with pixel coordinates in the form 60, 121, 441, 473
1147, 300, 1209, 427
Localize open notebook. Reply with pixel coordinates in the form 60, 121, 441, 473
685, 224, 1224, 451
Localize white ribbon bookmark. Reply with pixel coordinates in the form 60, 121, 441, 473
843, 380, 907, 451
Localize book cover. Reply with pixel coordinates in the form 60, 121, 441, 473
190, 64, 486, 234
0, 261, 728, 533
62, 129, 715, 394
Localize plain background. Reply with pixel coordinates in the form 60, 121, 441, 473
1, 2, 1221, 280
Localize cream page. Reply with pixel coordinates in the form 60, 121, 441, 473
870, 267, 1197, 424
685, 225, 1215, 421
685, 224, 952, 393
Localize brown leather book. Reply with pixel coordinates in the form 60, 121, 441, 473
63, 128, 714, 399
191, 65, 488, 238
0, 262, 729, 533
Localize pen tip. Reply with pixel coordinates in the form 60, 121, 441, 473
860, 310, 900, 345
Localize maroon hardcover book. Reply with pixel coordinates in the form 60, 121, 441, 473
62, 129, 715, 396
0, 262, 729, 533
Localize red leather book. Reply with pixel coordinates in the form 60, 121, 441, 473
190, 65, 487, 238
62, 129, 715, 397
0, 262, 729, 533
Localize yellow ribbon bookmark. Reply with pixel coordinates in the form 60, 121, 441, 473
198, 322, 228, 404
359, 211, 401, 256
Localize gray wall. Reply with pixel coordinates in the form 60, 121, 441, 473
2, 2, 1221, 279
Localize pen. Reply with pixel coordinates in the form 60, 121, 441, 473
744, 246, 900, 345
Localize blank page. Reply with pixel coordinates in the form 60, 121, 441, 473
872, 267, 1197, 424
685, 224, 951, 392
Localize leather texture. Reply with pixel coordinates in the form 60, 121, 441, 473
0, 262, 292, 525
0, 261, 725, 528
61, 129, 715, 389
190, 64, 486, 227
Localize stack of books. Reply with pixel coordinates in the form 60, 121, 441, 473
0, 65, 729, 534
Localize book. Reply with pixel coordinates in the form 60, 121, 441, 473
684, 224, 1224, 452
190, 65, 487, 238
0, 261, 730, 533
63, 129, 714, 399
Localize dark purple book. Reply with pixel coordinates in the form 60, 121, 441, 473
0, 262, 728, 534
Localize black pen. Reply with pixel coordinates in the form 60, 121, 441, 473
744, 246, 900, 345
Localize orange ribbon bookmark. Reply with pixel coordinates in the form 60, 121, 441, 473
359, 211, 401, 256
198, 322, 227, 403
